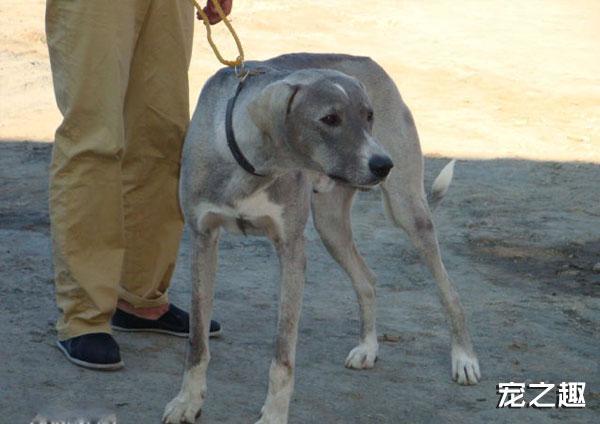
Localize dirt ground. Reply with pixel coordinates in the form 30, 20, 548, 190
0, 0, 599, 423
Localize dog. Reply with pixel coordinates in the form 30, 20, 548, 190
162, 53, 480, 424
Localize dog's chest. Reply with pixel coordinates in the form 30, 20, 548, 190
201, 191, 285, 237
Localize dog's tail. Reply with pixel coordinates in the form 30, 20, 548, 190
428, 159, 456, 212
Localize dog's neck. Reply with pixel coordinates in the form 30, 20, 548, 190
233, 116, 318, 180
221, 134, 320, 207
224, 94, 322, 199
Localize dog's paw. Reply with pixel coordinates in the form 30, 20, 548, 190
451, 345, 481, 385
254, 414, 287, 424
344, 341, 378, 369
162, 391, 204, 424
254, 407, 287, 424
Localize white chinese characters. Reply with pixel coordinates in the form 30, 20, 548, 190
497, 382, 586, 408
557, 382, 586, 408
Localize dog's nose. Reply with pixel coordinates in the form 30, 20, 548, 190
369, 155, 394, 179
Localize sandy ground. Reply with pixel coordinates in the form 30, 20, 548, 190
1, 0, 599, 423
1, 0, 599, 161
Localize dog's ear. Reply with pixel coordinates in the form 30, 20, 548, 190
247, 81, 301, 137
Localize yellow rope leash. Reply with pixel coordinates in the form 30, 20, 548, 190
187, 0, 245, 69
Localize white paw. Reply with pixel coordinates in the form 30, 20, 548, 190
254, 412, 287, 424
451, 345, 481, 385
344, 341, 379, 369
162, 391, 204, 424
255, 399, 289, 424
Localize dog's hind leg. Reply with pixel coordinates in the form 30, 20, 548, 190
312, 184, 379, 369
163, 226, 220, 424
256, 232, 306, 424
381, 180, 480, 385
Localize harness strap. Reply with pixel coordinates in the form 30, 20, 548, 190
225, 81, 266, 177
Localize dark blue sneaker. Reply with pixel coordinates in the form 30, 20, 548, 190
111, 303, 222, 338
56, 333, 124, 370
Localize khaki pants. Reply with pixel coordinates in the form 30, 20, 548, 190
46, 0, 194, 340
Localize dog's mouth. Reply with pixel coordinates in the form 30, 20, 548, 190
327, 174, 351, 184
327, 174, 382, 190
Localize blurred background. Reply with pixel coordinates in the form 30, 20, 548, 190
1, 0, 598, 162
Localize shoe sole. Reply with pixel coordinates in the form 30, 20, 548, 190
56, 341, 124, 371
111, 325, 223, 338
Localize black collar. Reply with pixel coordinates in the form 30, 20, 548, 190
225, 80, 266, 177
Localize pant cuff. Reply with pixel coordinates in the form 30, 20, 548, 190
57, 320, 113, 342
117, 286, 169, 309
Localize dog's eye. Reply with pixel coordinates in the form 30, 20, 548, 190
367, 110, 374, 122
320, 113, 341, 127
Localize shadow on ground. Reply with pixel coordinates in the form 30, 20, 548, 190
1, 141, 598, 423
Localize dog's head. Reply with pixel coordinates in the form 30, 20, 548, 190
248, 69, 393, 188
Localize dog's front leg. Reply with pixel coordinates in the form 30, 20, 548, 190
163, 228, 220, 424
256, 235, 306, 424
312, 186, 379, 369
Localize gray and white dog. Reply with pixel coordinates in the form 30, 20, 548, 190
163, 53, 480, 424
